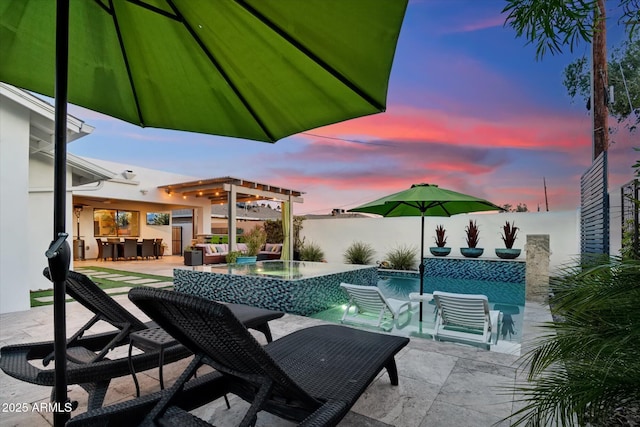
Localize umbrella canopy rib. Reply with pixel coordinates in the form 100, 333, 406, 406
114, 0, 278, 142
173, 4, 277, 141
237, 1, 385, 112
109, 1, 145, 127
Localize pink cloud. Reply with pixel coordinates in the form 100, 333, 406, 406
310, 105, 590, 152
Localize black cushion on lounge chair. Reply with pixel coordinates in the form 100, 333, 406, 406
0, 269, 283, 411
119, 287, 409, 426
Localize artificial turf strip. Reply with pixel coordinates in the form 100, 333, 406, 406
30, 268, 173, 307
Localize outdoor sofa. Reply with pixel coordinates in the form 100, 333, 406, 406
195, 243, 282, 264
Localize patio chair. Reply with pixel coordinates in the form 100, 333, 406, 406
140, 239, 155, 259
95, 238, 104, 261
122, 238, 138, 260
66, 287, 409, 426
0, 269, 284, 410
432, 291, 502, 349
340, 282, 417, 330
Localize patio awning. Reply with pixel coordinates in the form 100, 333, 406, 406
159, 176, 302, 254
158, 176, 304, 204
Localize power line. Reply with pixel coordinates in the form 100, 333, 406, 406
300, 132, 397, 147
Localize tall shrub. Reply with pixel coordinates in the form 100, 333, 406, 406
344, 242, 376, 265
385, 245, 417, 270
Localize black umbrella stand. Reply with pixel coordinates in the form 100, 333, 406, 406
419, 212, 425, 322
49, 0, 71, 425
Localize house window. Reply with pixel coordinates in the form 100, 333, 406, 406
94, 209, 140, 237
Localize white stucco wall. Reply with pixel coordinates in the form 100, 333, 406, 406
300, 210, 582, 274
74, 158, 209, 261
0, 94, 31, 312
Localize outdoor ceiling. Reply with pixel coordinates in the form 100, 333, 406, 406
157, 176, 304, 205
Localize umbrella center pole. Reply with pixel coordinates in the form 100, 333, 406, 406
419, 212, 425, 322
52, 0, 71, 425
46, 233, 72, 423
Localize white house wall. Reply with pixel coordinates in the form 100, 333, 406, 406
0, 93, 31, 312
301, 210, 583, 273
74, 158, 210, 259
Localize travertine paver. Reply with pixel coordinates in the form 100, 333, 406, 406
104, 275, 141, 282
124, 278, 160, 285
1, 259, 553, 426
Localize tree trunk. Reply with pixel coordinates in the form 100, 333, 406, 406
592, 0, 609, 160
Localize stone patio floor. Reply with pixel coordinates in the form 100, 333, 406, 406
0, 256, 553, 426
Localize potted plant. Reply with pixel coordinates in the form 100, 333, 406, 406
225, 250, 242, 264
429, 225, 451, 256
496, 221, 521, 259
460, 220, 484, 258
237, 226, 266, 264
183, 245, 203, 266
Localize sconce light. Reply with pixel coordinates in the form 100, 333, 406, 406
73, 205, 83, 220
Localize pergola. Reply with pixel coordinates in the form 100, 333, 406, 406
158, 177, 304, 256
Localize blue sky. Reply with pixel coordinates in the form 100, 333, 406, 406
66, 0, 637, 214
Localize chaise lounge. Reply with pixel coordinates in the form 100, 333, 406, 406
0, 269, 283, 410
66, 287, 410, 426
340, 282, 417, 330
432, 290, 502, 349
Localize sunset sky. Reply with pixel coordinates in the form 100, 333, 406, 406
66, 0, 637, 215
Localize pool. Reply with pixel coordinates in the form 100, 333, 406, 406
312, 264, 526, 354
174, 261, 377, 315
378, 274, 525, 307
207, 260, 374, 280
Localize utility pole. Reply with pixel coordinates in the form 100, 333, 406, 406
543, 177, 549, 211
592, 0, 609, 160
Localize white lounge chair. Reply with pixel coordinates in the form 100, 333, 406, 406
340, 283, 416, 330
432, 291, 502, 349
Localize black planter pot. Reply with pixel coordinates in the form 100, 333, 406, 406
184, 250, 203, 266
495, 248, 521, 259
429, 247, 451, 257
460, 247, 484, 258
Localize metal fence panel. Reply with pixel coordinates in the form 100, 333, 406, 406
580, 151, 609, 257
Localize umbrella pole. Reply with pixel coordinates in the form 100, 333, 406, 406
419, 213, 425, 322
49, 0, 71, 425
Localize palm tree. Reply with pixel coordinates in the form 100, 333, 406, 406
508, 256, 640, 426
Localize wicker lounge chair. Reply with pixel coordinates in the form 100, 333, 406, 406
66, 287, 409, 426
0, 269, 284, 411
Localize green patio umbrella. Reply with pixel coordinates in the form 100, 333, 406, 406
0, 2, 407, 424
349, 184, 503, 322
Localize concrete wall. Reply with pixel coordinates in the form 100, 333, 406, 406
0, 95, 31, 312
27, 156, 75, 292
300, 210, 582, 274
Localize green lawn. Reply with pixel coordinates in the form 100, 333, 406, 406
30, 267, 172, 307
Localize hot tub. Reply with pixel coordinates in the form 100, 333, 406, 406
174, 261, 378, 315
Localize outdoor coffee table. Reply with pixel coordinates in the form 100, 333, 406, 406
128, 327, 177, 396
409, 292, 434, 303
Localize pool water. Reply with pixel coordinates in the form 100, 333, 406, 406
379, 275, 525, 306
311, 272, 524, 355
